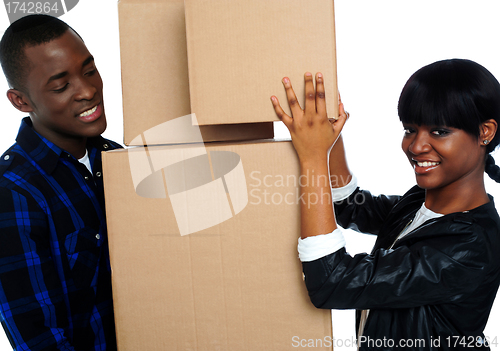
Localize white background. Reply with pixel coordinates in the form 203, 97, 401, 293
0, 0, 499, 350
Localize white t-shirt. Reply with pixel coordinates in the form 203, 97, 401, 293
78, 150, 92, 174
398, 203, 442, 241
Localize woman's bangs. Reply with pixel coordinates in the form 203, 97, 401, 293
398, 78, 479, 134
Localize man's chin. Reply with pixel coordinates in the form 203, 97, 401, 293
83, 117, 107, 138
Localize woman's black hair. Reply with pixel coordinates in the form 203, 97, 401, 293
398, 59, 500, 182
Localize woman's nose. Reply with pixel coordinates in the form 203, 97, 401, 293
409, 132, 432, 155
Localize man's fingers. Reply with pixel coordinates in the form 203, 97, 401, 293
271, 96, 293, 127
315, 72, 326, 116
304, 72, 316, 115
282, 77, 303, 116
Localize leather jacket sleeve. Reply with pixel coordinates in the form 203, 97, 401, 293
334, 188, 403, 235
302, 214, 490, 310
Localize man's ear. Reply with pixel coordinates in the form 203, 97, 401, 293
7, 89, 33, 113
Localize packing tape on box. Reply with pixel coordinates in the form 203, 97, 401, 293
127, 114, 248, 235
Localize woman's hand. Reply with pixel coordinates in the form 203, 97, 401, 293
271, 72, 346, 238
271, 72, 347, 164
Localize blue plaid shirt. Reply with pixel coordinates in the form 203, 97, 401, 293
0, 118, 121, 350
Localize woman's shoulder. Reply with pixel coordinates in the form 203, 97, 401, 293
407, 200, 500, 257
466, 196, 500, 236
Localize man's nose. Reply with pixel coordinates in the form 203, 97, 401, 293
74, 78, 97, 101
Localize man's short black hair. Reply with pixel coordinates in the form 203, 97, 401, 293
0, 14, 74, 91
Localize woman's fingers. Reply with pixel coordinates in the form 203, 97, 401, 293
282, 77, 303, 117
270, 96, 293, 127
333, 103, 349, 135
272, 73, 332, 128
315, 72, 326, 116
338, 93, 350, 121
304, 72, 316, 116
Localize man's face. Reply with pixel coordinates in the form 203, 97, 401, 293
21, 29, 106, 152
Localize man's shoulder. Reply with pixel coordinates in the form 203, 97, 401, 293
0, 143, 41, 192
0, 143, 23, 178
0, 144, 32, 201
104, 138, 123, 151
88, 136, 123, 152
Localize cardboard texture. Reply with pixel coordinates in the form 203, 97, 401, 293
184, 0, 338, 125
118, 0, 337, 143
103, 140, 332, 350
118, 0, 274, 145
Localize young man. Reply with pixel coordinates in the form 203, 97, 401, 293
0, 15, 120, 350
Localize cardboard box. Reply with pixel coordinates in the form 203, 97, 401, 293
118, 0, 274, 145
103, 140, 332, 350
184, 0, 338, 125
118, 0, 337, 143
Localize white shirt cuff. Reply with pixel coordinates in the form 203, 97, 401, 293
331, 174, 358, 201
298, 228, 346, 262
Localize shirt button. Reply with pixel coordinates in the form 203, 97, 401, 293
96, 234, 101, 240
95, 172, 102, 177
103, 144, 109, 149
3, 155, 9, 161
84, 176, 90, 181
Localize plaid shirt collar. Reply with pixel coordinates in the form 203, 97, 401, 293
16, 117, 112, 175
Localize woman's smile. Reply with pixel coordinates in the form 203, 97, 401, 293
402, 124, 485, 192
412, 158, 441, 174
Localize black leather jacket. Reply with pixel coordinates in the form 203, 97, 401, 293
302, 186, 500, 350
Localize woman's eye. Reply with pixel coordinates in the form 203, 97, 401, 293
85, 69, 97, 76
432, 129, 449, 136
403, 128, 414, 135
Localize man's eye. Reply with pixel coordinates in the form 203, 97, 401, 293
53, 84, 68, 93
85, 69, 97, 76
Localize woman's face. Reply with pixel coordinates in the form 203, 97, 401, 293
401, 124, 486, 192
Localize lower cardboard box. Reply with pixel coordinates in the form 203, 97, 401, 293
102, 139, 332, 350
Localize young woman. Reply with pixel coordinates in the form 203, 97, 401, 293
271, 59, 500, 350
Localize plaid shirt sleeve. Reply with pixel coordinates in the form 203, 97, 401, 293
0, 186, 76, 350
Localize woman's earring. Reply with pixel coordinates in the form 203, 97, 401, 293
484, 140, 490, 145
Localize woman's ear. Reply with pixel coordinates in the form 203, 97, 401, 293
480, 119, 498, 145
6, 89, 33, 113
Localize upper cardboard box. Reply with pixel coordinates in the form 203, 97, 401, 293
184, 0, 338, 125
118, 0, 273, 145
118, 0, 337, 144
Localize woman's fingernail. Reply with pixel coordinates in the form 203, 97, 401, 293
282, 77, 290, 86
317, 72, 323, 78
271, 96, 277, 103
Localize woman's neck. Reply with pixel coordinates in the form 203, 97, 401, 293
424, 177, 489, 214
